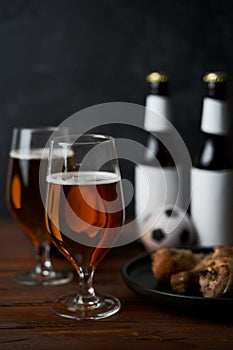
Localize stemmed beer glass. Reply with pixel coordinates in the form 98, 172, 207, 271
6, 127, 73, 286
45, 134, 125, 320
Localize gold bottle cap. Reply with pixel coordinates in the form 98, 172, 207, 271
146, 72, 169, 83
203, 72, 228, 83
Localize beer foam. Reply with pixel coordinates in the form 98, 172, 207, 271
47, 171, 121, 185
10, 148, 49, 160
10, 148, 73, 160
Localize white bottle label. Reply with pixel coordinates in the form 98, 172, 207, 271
144, 95, 172, 132
191, 168, 233, 246
135, 165, 179, 226
201, 98, 229, 135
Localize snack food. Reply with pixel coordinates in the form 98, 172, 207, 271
151, 246, 233, 298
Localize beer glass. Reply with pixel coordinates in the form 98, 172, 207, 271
6, 127, 73, 286
45, 134, 125, 320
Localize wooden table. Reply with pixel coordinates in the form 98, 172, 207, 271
1, 219, 233, 350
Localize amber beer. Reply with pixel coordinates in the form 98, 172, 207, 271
6, 149, 50, 247
46, 171, 124, 269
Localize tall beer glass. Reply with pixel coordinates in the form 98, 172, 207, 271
6, 127, 73, 286
45, 134, 125, 320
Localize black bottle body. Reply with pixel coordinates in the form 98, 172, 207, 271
193, 132, 233, 170
135, 73, 188, 242
191, 72, 233, 246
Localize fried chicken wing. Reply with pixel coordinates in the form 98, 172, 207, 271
151, 246, 233, 298
170, 270, 200, 295
151, 247, 203, 283
199, 256, 233, 298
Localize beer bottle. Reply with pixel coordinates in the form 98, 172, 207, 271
191, 72, 233, 246
135, 72, 185, 227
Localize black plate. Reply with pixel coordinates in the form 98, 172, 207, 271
121, 250, 233, 314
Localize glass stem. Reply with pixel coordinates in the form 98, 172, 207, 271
34, 241, 53, 276
76, 267, 99, 308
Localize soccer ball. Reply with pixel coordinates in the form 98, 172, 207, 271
139, 205, 197, 252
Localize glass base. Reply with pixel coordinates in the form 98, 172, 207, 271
13, 270, 74, 286
52, 294, 121, 320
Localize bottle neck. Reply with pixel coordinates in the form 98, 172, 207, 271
144, 95, 172, 132
200, 97, 230, 135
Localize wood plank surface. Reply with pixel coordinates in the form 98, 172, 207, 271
1, 219, 233, 350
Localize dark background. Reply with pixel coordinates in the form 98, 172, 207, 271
1, 0, 233, 218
